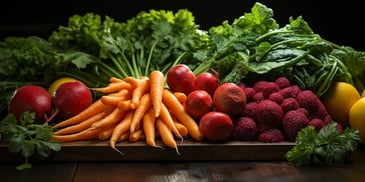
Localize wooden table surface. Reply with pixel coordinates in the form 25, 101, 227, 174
1, 145, 364, 182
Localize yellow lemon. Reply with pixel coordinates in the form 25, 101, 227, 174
349, 97, 365, 143
48, 77, 78, 96
322, 82, 360, 128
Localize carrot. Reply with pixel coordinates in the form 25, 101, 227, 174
118, 131, 130, 142
173, 92, 187, 104
129, 77, 150, 109
174, 121, 188, 137
109, 110, 134, 154
101, 95, 127, 106
109, 76, 124, 83
53, 99, 104, 129
159, 102, 183, 141
52, 127, 106, 142
123, 76, 140, 89
92, 81, 131, 93
101, 89, 130, 106
110, 88, 132, 97
156, 118, 180, 155
118, 99, 132, 111
162, 89, 204, 141
143, 108, 163, 149
130, 93, 152, 133
98, 127, 114, 141
129, 128, 145, 142
54, 112, 105, 135
89, 107, 127, 131
103, 104, 116, 115
149, 70, 165, 118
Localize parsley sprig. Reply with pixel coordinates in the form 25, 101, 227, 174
285, 122, 361, 166
0, 112, 61, 170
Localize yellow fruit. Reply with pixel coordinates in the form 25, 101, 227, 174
322, 82, 360, 128
349, 97, 365, 143
48, 77, 78, 96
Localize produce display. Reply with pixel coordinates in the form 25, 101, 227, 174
1, 2, 364, 170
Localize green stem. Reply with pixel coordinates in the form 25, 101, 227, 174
145, 40, 159, 76
107, 52, 129, 78
121, 50, 135, 77
192, 57, 214, 75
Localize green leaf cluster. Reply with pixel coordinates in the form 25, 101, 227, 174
285, 123, 360, 166
49, 9, 209, 79
192, 2, 365, 97
0, 9, 208, 115
0, 112, 61, 170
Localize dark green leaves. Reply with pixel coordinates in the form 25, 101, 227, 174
0, 112, 61, 170
285, 123, 360, 166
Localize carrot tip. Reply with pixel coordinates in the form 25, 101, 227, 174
175, 147, 181, 156
111, 146, 125, 156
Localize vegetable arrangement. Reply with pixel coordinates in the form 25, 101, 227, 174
51, 70, 203, 155
1, 2, 364, 169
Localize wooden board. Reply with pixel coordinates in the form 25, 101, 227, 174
0, 140, 294, 162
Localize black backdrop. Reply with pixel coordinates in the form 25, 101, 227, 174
1, 0, 363, 51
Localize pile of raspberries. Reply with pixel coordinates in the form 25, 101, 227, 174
231, 76, 341, 142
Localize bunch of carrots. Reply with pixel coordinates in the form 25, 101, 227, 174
52, 70, 204, 155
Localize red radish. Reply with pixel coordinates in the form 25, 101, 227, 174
8, 85, 52, 124
193, 69, 220, 96
199, 111, 233, 142
166, 64, 196, 95
213, 82, 246, 117
184, 90, 213, 119
47, 81, 93, 122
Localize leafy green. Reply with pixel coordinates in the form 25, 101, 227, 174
49, 10, 209, 79
285, 123, 360, 166
0, 112, 61, 170
192, 2, 365, 97
0, 9, 209, 115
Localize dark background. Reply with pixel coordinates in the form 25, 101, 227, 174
1, 0, 363, 51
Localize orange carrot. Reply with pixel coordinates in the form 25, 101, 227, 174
101, 95, 126, 106
174, 121, 188, 137
54, 112, 105, 135
118, 99, 132, 111
101, 89, 130, 106
109, 76, 124, 83
130, 93, 152, 133
129, 128, 145, 142
53, 99, 104, 129
149, 70, 165, 118
173, 92, 187, 105
129, 77, 150, 109
89, 107, 127, 131
109, 110, 134, 154
52, 127, 106, 142
123, 76, 140, 89
162, 89, 204, 141
103, 104, 116, 115
118, 131, 130, 142
143, 108, 163, 149
92, 81, 131, 93
159, 102, 183, 141
98, 127, 114, 141
156, 118, 180, 155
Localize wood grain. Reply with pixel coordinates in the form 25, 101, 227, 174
0, 140, 294, 162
